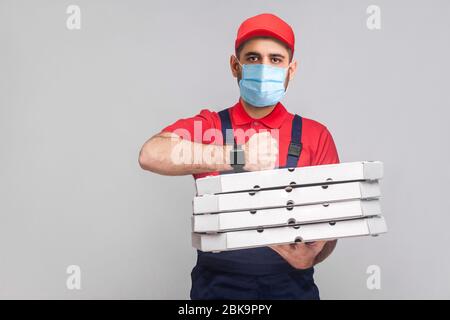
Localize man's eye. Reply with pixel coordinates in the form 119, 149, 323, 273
271, 58, 281, 63
247, 56, 258, 62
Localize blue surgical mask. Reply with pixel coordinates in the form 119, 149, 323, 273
237, 59, 289, 107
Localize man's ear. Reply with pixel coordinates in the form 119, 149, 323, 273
287, 59, 298, 81
230, 55, 240, 78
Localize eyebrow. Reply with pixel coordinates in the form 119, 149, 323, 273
269, 53, 286, 59
244, 52, 286, 59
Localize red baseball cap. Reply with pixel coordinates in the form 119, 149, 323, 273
235, 13, 295, 56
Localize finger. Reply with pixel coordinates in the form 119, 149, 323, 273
315, 240, 328, 249
296, 242, 308, 250
269, 245, 284, 254
306, 240, 325, 247
310, 241, 327, 253
269, 245, 288, 258
270, 243, 294, 254
271, 246, 290, 261
281, 242, 302, 253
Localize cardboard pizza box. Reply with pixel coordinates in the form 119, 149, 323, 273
192, 215, 387, 252
192, 198, 381, 233
193, 180, 380, 214
195, 161, 383, 195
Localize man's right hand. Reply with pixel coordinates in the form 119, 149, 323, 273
243, 131, 279, 171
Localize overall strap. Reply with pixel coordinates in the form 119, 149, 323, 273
218, 108, 239, 175
285, 114, 303, 168
218, 109, 235, 146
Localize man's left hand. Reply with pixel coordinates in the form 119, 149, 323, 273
269, 241, 328, 270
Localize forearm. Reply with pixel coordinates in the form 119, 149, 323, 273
314, 240, 337, 265
139, 132, 233, 176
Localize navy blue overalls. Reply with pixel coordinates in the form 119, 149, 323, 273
190, 107, 320, 300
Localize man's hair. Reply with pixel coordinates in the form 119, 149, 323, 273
235, 36, 293, 62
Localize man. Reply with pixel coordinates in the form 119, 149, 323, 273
139, 13, 340, 299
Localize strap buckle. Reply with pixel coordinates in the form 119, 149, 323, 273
288, 142, 303, 157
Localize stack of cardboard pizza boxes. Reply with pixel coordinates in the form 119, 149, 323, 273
191, 161, 387, 252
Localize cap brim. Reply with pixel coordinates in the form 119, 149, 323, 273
235, 29, 294, 54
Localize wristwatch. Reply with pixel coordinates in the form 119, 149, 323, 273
230, 143, 245, 173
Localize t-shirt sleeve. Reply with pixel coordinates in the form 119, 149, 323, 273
160, 109, 217, 144
311, 126, 340, 165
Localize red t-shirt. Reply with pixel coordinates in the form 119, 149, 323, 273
160, 99, 340, 179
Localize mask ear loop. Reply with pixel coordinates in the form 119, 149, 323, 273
284, 60, 295, 93
283, 65, 291, 94
234, 56, 244, 72
234, 56, 245, 86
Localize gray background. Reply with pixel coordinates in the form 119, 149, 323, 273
1, 0, 449, 299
